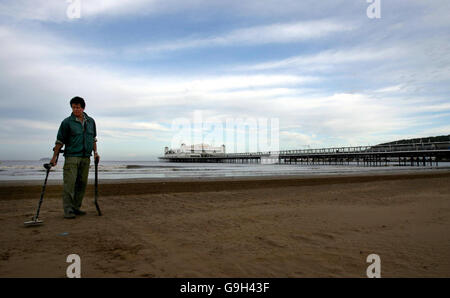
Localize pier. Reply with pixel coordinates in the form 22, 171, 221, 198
159, 141, 450, 166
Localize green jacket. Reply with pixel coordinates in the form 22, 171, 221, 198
56, 112, 97, 157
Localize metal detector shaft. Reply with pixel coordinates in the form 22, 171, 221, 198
94, 155, 102, 216
32, 165, 51, 222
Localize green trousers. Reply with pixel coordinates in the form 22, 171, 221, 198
62, 157, 91, 214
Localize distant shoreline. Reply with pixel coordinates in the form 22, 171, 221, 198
1, 170, 449, 200
0, 166, 450, 186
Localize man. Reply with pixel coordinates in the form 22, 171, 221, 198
50, 96, 99, 219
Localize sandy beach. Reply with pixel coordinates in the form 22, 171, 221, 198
1, 170, 449, 277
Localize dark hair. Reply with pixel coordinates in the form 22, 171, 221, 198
70, 96, 86, 109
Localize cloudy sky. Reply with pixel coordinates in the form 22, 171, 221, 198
0, 0, 449, 160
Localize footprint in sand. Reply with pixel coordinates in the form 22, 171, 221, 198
314, 232, 336, 240
255, 236, 286, 248
290, 234, 319, 245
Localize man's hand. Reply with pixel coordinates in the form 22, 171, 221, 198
50, 144, 63, 166
94, 152, 100, 163
50, 156, 58, 166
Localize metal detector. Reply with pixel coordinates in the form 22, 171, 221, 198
24, 148, 63, 227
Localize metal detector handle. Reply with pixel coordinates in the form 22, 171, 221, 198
46, 147, 65, 168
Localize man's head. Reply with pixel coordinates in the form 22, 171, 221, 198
70, 96, 85, 118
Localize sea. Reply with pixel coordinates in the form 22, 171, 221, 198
1, 159, 449, 181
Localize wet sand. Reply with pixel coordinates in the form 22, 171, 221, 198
1, 171, 449, 277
